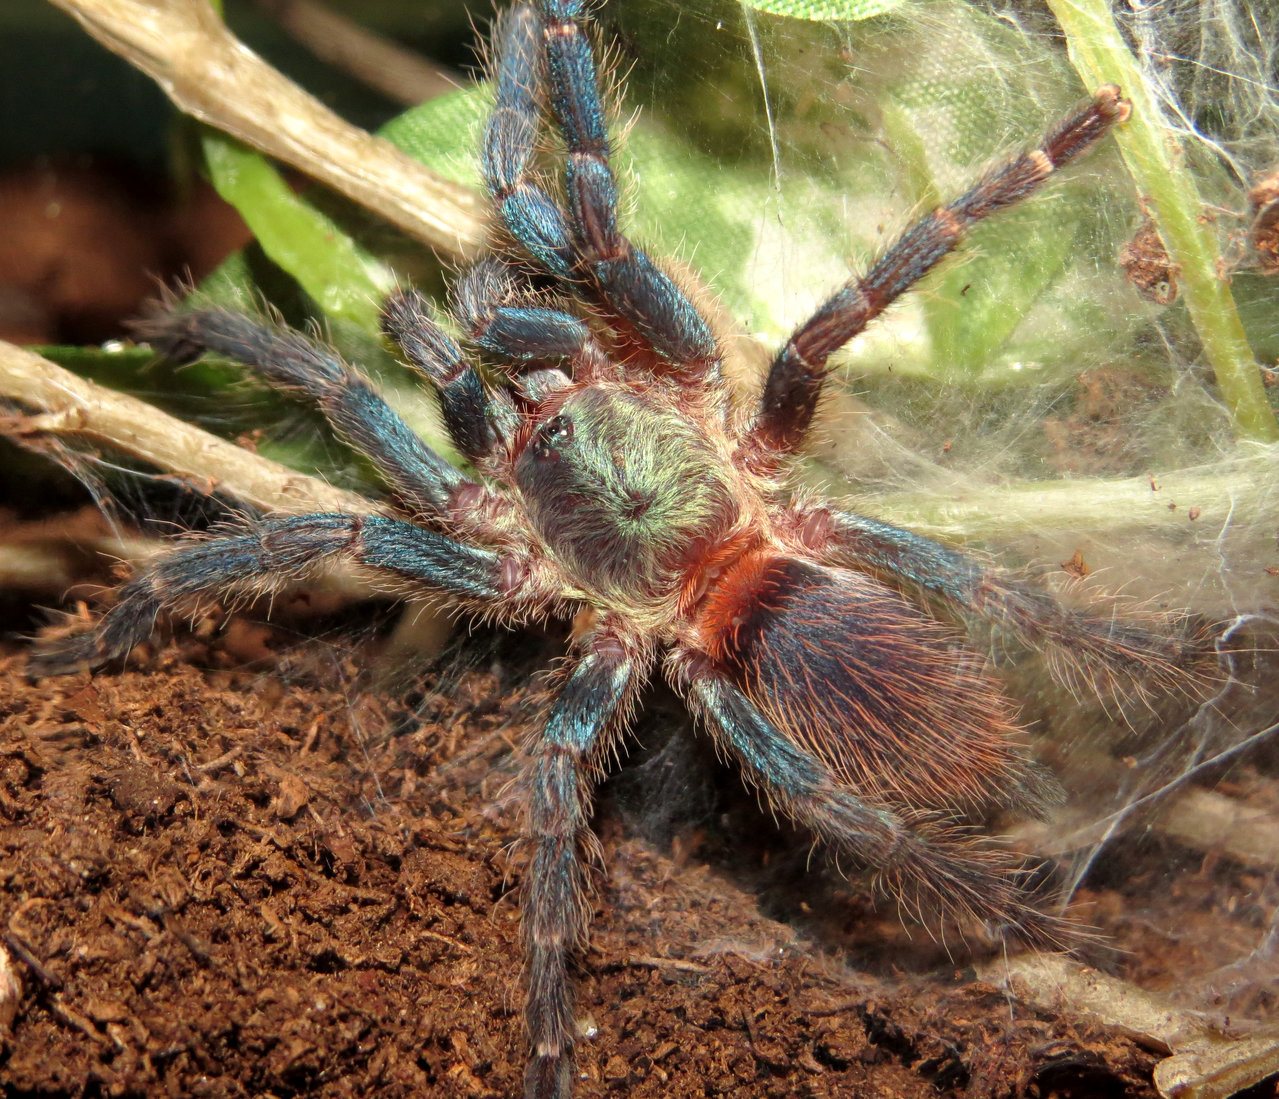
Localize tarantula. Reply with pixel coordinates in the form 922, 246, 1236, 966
34, 2, 1206, 1096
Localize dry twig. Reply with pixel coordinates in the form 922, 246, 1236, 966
45, 0, 487, 258
0, 341, 370, 516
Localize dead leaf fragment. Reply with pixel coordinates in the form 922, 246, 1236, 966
273, 773, 311, 820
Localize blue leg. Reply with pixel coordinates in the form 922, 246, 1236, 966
678, 655, 1077, 949
132, 309, 469, 516
539, 0, 718, 369
521, 632, 637, 1099
381, 286, 520, 466
452, 259, 617, 383
808, 506, 1207, 703
33, 513, 518, 674
485, 2, 575, 280
485, 2, 718, 373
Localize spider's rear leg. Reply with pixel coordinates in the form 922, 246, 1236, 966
802, 506, 1214, 705
520, 629, 641, 1099
486, 2, 719, 377
675, 654, 1080, 950
747, 87, 1131, 465
31, 513, 531, 675
132, 308, 470, 517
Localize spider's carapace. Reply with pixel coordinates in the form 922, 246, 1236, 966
512, 385, 744, 620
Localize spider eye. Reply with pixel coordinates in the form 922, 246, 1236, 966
533, 414, 574, 463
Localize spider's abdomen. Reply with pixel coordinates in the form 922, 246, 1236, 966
515, 388, 740, 613
695, 552, 1057, 815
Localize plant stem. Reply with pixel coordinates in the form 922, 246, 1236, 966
1046, 0, 1278, 443
45, 0, 487, 259
0, 342, 370, 517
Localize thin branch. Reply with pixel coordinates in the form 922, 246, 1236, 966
255, 0, 461, 107
45, 0, 488, 261
818, 445, 1278, 544
1046, 0, 1279, 443
981, 954, 1279, 1099
0, 341, 371, 516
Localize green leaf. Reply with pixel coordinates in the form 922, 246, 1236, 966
192, 0, 1136, 394
379, 85, 489, 190
190, 0, 1210, 478
200, 129, 394, 332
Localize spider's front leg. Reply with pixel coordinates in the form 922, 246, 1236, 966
484, 1, 574, 280
520, 629, 641, 1099
31, 513, 532, 675
383, 272, 616, 468
382, 284, 521, 468
485, 1, 718, 374
450, 259, 619, 386
747, 87, 1131, 464
132, 308, 469, 517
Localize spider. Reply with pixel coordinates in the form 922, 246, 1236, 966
33, 2, 1206, 1096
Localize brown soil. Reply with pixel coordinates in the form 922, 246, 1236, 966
0, 604, 1226, 1099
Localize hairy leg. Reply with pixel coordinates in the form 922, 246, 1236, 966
484, 2, 574, 280
382, 285, 520, 468
485, 1, 718, 375
33, 513, 534, 674
798, 504, 1210, 704
451, 259, 619, 386
521, 630, 639, 1099
132, 308, 469, 517
674, 653, 1079, 949
748, 88, 1131, 465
